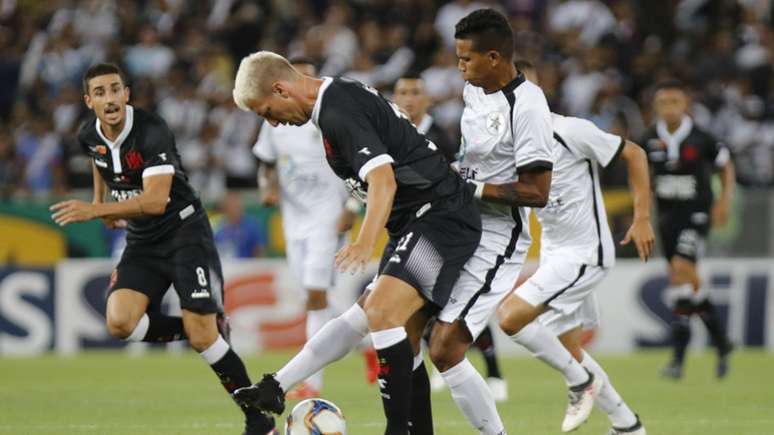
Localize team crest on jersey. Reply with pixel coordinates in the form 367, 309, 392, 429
125, 150, 144, 170
486, 112, 506, 136
681, 144, 698, 161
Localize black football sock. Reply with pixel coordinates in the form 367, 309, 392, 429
670, 314, 691, 366
143, 313, 186, 342
202, 336, 275, 432
474, 326, 502, 379
694, 299, 732, 354
409, 359, 433, 435
373, 332, 414, 435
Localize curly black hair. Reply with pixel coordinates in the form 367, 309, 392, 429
454, 8, 514, 60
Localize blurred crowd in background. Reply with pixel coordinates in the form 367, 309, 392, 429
0, 0, 772, 202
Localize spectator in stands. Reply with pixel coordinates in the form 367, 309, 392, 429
213, 192, 267, 259
0, 127, 20, 199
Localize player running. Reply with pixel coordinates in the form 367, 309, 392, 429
252, 58, 351, 399
500, 60, 652, 435
50, 63, 277, 435
640, 80, 735, 379
231, 51, 482, 435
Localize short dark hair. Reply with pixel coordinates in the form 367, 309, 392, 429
82, 63, 127, 95
654, 79, 685, 93
454, 8, 514, 59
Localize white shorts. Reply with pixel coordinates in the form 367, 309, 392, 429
539, 293, 600, 336
516, 259, 608, 335
437, 240, 525, 340
285, 232, 344, 290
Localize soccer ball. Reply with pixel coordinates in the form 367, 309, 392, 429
284, 398, 346, 435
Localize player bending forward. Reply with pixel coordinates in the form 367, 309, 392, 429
252, 58, 352, 399
51, 63, 277, 435
500, 60, 653, 434
232, 51, 482, 435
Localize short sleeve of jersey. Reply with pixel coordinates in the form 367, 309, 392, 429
512, 84, 554, 173
708, 135, 731, 168
321, 107, 394, 181
252, 123, 277, 163
560, 116, 624, 167
140, 119, 176, 178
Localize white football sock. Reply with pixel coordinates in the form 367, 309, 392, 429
304, 307, 333, 391
276, 304, 368, 392
199, 335, 230, 365
580, 351, 637, 428
441, 358, 506, 435
510, 322, 588, 386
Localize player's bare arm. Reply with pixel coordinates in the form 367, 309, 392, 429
51, 173, 173, 226
712, 159, 735, 227
335, 163, 395, 274
474, 167, 552, 207
619, 140, 656, 261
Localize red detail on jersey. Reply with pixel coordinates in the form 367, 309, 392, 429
323, 137, 334, 157
95, 145, 107, 155
125, 150, 144, 170
682, 145, 698, 161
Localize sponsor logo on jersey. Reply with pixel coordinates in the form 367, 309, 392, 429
358, 147, 371, 155
111, 189, 142, 202
655, 174, 696, 200
159, 152, 167, 161
124, 150, 144, 170
95, 145, 107, 155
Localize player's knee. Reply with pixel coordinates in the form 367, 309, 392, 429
429, 341, 466, 372
364, 299, 396, 331
106, 312, 137, 340
497, 305, 526, 336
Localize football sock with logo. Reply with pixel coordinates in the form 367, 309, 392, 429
475, 326, 503, 379
372, 327, 413, 435
441, 358, 505, 435
126, 313, 186, 342
580, 351, 637, 428
409, 354, 433, 435
276, 303, 368, 392
510, 321, 589, 386
304, 307, 333, 391
200, 335, 275, 431
694, 299, 731, 353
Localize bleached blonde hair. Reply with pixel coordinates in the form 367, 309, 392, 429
232, 51, 299, 111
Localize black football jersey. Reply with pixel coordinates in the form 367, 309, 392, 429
313, 77, 467, 235
640, 117, 730, 214
77, 105, 204, 244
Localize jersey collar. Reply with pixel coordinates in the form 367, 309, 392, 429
499, 73, 525, 95
416, 114, 434, 135
656, 115, 692, 161
311, 77, 333, 127
96, 104, 134, 150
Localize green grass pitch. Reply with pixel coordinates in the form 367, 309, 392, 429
1, 349, 772, 434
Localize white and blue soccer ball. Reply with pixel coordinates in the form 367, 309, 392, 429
284, 398, 346, 435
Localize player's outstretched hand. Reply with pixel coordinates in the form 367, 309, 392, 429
50, 200, 96, 226
620, 217, 655, 262
335, 241, 371, 275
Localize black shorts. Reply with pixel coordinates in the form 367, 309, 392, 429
658, 209, 710, 263
110, 215, 224, 314
377, 195, 482, 308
